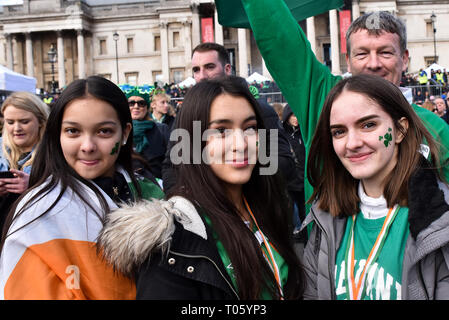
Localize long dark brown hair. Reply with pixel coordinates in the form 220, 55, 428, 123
308, 74, 442, 217
1, 76, 141, 249
168, 76, 304, 299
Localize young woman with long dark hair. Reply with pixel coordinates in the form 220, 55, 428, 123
0, 76, 164, 299
303, 74, 449, 300
99, 76, 304, 300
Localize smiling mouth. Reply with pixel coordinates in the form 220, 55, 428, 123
225, 158, 249, 167
347, 153, 371, 162
80, 160, 99, 166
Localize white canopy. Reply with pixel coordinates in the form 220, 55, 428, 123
0, 65, 36, 93
177, 76, 196, 88
246, 72, 270, 83
424, 63, 448, 77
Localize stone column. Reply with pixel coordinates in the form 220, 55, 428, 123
57, 31, 66, 88
77, 29, 85, 79
182, 19, 193, 75
329, 9, 341, 75
15, 36, 24, 74
214, 7, 224, 45
352, 0, 360, 21
306, 17, 317, 55
238, 28, 248, 78
25, 32, 34, 77
0, 35, 5, 66
159, 22, 169, 84
5, 34, 13, 70
191, 2, 200, 49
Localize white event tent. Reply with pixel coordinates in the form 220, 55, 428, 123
0, 65, 37, 93
424, 63, 448, 77
177, 76, 196, 88
246, 72, 271, 83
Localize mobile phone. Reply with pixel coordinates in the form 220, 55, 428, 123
0, 171, 15, 179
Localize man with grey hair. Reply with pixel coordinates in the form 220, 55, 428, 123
345, 11, 408, 87
236, 0, 449, 216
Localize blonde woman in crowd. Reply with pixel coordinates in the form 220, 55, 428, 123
0, 92, 50, 231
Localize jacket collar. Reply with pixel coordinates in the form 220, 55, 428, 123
98, 196, 212, 276
302, 158, 449, 243
98, 196, 237, 297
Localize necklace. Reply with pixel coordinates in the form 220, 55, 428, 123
345, 204, 400, 300
243, 196, 284, 299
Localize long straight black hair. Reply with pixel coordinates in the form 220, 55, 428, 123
1, 76, 141, 247
168, 76, 304, 299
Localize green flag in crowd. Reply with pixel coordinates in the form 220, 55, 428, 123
216, 0, 344, 29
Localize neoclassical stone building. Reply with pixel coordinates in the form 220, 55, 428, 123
0, 0, 447, 92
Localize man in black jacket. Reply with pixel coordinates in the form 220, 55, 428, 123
162, 43, 296, 201
282, 104, 306, 242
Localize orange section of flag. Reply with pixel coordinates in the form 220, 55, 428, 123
4, 239, 135, 300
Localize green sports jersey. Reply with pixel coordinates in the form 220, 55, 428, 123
335, 207, 409, 300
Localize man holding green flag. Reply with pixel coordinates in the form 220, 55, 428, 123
215, 0, 449, 222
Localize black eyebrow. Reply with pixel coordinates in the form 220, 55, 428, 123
208, 115, 257, 126
61, 121, 118, 126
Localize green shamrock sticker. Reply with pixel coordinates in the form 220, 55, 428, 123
379, 128, 392, 148
110, 142, 120, 155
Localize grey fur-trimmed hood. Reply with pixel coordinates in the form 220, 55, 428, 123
98, 196, 208, 277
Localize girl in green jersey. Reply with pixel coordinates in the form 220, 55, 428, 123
303, 74, 449, 300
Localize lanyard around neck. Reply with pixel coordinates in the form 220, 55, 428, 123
243, 196, 284, 299
345, 204, 400, 300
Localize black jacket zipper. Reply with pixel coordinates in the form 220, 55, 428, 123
171, 250, 240, 300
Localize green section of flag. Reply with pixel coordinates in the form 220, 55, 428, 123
216, 0, 344, 29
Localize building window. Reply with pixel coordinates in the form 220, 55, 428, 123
154, 35, 161, 51
426, 21, 433, 38
99, 39, 107, 55
152, 70, 163, 85
425, 56, 438, 66
127, 37, 134, 53
171, 68, 184, 84
125, 72, 138, 86
172, 31, 180, 48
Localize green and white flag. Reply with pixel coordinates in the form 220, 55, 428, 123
216, 0, 344, 29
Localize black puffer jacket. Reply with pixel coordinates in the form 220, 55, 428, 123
98, 196, 238, 300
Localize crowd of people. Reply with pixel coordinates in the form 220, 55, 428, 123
0, 0, 447, 301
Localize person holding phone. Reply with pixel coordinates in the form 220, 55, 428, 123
0, 92, 50, 232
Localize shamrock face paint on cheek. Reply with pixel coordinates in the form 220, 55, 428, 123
378, 128, 393, 148
110, 142, 120, 155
